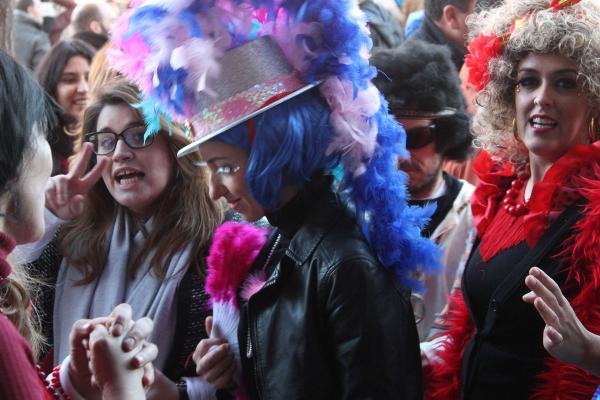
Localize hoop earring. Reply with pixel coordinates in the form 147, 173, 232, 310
513, 118, 523, 143
589, 117, 597, 143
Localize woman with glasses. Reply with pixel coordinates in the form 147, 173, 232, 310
21, 80, 224, 399
372, 39, 474, 342
0, 49, 157, 400
425, 0, 600, 398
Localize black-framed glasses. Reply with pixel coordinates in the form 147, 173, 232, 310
85, 124, 153, 155
405, 124, 436, 150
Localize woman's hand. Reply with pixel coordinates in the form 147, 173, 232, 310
193, 316, 236, 389
88, 324, 146, 400
523, 267, 600, 376
45, 143, 108, 220
68, 304, 158, 398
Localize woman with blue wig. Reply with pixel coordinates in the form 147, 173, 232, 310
110, 0, 439, 398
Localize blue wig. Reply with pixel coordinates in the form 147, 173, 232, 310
214, 89, 337, 210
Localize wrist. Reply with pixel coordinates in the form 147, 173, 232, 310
582, 329, 600, 377
66, 359, 88, 398
57, 356, 87, 400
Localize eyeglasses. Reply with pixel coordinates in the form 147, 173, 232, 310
405, 124, 436, 150
85, 124, 152, 155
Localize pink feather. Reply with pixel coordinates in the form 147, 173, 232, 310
206, 222, 268, 305
107, 32, 153, 91
240, 271, 268, 301
321, 77, 381, 175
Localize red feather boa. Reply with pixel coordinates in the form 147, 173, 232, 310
427, 144, 600, 399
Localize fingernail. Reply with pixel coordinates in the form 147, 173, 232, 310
124, 338, 135, 351
135, 355, 144, 365
112, 324, 123, 336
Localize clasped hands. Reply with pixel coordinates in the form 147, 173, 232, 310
68, 303, 157, 400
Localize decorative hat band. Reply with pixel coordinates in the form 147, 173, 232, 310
178, 36, 317, 157
465, 0, 582, 92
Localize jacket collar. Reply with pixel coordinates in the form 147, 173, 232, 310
266, 175, 343, 264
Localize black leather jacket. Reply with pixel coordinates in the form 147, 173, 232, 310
238, 178, 422, 400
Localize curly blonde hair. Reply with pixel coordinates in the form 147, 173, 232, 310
468, 0, 600, 166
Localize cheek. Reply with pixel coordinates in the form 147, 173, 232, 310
146, 149, 174, 191
56, 84, 72, 108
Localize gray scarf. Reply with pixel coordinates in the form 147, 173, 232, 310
53, 207, 191, 370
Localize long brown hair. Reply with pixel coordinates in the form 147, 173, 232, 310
59, 80, 223, 283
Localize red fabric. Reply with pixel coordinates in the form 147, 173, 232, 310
426, 291, 474, 400
428, 143, 600, 399
472, 143, 600, 261
0, 233, 54, 399
0, 316, 53, 399
0, 232, 15, 281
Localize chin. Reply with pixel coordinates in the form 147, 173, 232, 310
240, 210, 265, 222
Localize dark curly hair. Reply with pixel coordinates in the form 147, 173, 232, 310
371, 39, 473, 162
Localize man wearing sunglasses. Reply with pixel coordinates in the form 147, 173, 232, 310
372, 40, 475, 343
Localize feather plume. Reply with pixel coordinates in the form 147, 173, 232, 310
206, 222, 268, 305
240, 270, 267, 301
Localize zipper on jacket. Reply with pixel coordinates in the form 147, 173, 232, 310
246, 323, 253, 358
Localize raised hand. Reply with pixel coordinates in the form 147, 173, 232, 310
523, 267, 600, 376
45, 143, 108, 220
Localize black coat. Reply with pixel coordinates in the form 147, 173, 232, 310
238, 178, 422, 400
408, 15, 465, 71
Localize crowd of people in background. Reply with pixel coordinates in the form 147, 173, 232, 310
2, 0, 600, 399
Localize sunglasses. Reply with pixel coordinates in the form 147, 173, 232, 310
405, 124, 436, 150
85, 124, 152, 155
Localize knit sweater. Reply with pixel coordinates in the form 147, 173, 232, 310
0, 232, 52, 399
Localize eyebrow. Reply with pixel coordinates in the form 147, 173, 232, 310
517, 67, 578, 75
97, 121, 145, 133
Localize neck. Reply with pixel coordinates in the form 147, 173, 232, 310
525, 154, 554, 200
279, 185, 300, 208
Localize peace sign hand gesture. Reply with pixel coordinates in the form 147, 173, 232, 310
45, 143, 109, 221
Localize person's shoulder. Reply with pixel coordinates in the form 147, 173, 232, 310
0, 315, 35, 362
313, 208, 379, 268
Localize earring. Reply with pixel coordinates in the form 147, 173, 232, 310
513, 118, 523, 143
515, 84, 521, 93
589, 117, 597, 143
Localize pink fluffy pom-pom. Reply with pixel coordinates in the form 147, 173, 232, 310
206, 222, 269, 304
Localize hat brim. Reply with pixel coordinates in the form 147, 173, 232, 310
392, 107, 457, 120
177, 82, 319, 158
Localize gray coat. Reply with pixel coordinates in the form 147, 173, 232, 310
13, 10, 50, 72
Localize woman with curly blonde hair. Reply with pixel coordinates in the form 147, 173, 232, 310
424, 0, 600, 398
